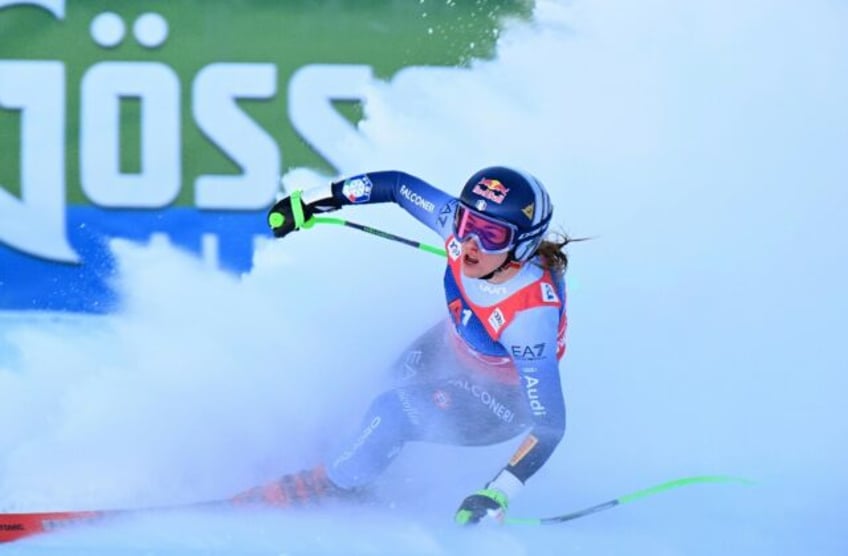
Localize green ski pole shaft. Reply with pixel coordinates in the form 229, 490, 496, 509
307, 216, 447, 257
505, 475, 754, 526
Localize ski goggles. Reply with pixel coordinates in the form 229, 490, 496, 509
453, 204, 517, 254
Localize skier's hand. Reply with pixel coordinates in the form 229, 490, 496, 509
455, 488, 508, 526
268, 185, 345, 238
267, 191, 311, 238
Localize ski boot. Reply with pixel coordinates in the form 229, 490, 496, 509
231, 466, 348, 507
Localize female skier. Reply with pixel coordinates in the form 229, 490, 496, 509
239, 166, 572, 526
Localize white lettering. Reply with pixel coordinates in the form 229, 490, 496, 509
332, 416, 381, 468
529, 399, 546, 415
448, 379, 514, 423
0, 61, 78, 262
193, 63, 280, 209
399, 184, 435, 212
1, 56, 473, 271
81, 62, 181, 207
396, 390, 421, 425
524, 375, 546, 416
479, 283, 507, 295
0, 1, 65, 18
461, 309, 473, 326
288, 63, 375, 170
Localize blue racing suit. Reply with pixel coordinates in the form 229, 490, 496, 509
307, 171, 568, 491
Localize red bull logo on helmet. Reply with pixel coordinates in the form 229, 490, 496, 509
472, 178, 510, 204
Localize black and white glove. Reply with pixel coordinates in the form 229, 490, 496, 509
267, 185, 342, 239
455, 488, 508, 525
455, 469, 524, 526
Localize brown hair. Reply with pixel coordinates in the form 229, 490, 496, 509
534, 231, 590, 273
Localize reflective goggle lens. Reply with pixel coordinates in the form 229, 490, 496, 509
454, 205, 515, 253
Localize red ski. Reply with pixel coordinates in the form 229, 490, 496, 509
0, 499, 236, 544
0, 469, 333, 543
1, 466, 390, 543
0, 509, 115, 543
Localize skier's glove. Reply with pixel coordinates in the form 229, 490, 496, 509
267, 187, 342, 239
455, 488, 508, 526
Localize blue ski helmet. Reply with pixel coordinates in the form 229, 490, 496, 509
457, 166, 553, 262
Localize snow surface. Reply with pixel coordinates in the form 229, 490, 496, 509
2, 0, 847, 554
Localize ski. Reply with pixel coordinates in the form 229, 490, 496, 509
1, 509, 120, 543
0, 499, 226, 544
0, 469, 336, 543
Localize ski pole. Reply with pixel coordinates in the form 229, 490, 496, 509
306, 215, 447, 258
505, 475, 754, 526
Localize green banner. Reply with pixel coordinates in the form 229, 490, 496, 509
0, 0, 531, 206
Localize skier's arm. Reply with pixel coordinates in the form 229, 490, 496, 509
456, 306, 566, 525
489, 307, 567, 494
271, 171, 457, 239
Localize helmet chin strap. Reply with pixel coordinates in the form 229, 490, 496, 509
479, 251, 519, 281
